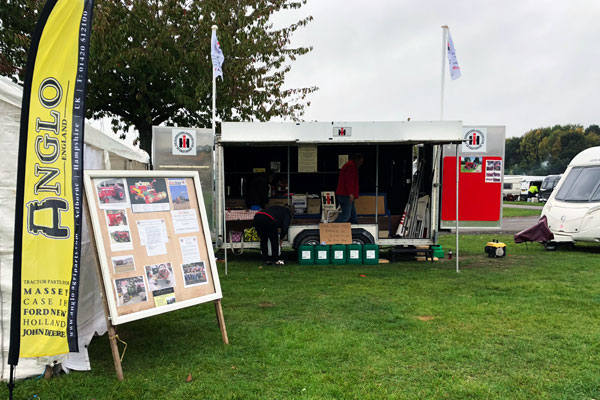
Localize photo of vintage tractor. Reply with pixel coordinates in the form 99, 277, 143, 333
97, 181, 126, 203
111, 231, 131, 243
129, 179, 168, 204
106, 210, 127, 226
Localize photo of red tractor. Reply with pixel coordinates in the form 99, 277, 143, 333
97, 181, 126, 203
111, 231, 131, 243
129, 179, 168, 204
106, 210, 127, 226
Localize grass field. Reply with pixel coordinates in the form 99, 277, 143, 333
503, 201, 544, 207
12, 235, 600, 400
503, 207, 542, 217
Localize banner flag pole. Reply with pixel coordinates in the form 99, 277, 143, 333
8, 0, 94, 395
440, 25, 448, 120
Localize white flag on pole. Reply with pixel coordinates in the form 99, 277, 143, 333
211, 30, 224, 79
447, 30, 461, 80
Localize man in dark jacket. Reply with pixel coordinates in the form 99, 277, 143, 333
335, 153, 363, 223
253, 205, 292, 265
246, 173, 270, 209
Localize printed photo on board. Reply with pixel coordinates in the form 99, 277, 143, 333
95, 178, 130, 209
181, 261, 208, 287
127, 178, 170, 212
168, 179, 190, 210
108, 226, 133, 252
111, 255, 136, 274
105, 209, 128, 227
114, 276, 147, 306
461, 156, 482, 173
144, 263, 176, 291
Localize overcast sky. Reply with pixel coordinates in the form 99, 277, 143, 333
275, 0, 600, 137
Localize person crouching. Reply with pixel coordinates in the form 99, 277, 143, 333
253, 205, 293, 265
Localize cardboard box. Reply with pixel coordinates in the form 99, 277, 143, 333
307, 198, 320, 214
354, 195, 386, 215
267, 198, 289, 207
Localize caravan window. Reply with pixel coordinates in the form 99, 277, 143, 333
555, 167, 600, 202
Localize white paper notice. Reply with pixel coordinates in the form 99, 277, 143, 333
171, 209, 200, 234
137, 219, 169, 256
179, 236, 202, 264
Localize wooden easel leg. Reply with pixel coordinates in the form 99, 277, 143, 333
84, 197, 125, 381
107, 323, 124, 381
214, 299, 229, 345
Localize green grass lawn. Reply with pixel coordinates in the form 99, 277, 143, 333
503, 200, 544, 207
12, 235, 600, 400
503, 207, 542, 217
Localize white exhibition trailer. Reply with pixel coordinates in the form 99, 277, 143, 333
216, 121, 464, 251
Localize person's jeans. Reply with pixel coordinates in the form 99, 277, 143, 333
335, 195, 358, 224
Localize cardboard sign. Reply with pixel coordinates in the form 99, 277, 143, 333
319, 223, 352, 245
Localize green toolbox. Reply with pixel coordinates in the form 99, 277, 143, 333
314, 245, 330, 265
431, 244, 444, 259
363, 244, 379, 265
330, 244, 347, 265
298, 245, 315, 265
347, 244, 363, 264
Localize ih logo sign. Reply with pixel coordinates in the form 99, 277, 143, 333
462, 128, 487, 153
333, 127, 352, 137
172, 129, 197, 156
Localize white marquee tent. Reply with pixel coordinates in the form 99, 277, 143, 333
0, 77, 149, 379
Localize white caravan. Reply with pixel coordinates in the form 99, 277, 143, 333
541, 146, 600, 244
503, 175, 523, 200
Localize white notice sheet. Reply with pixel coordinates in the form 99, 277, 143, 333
179, 236, 202, 264
171, 209, 200, 234
137, 219, 169, 256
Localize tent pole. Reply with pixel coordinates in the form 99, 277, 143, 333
455, 143, 460, 273
375, 145, 379, 226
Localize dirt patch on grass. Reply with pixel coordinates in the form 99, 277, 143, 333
259, 302, 276, 308
417, 316, 435, 321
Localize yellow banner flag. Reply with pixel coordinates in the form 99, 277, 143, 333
9, 0, 93, 363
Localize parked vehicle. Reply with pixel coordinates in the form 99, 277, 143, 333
539, 174, 562, 202
520, 176, 546, 201
503, 175, 523, 201
541, 146, 600, 245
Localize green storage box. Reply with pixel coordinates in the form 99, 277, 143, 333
298, 245, 315, 265
431, 244, 444, 259
330, 245, 347, 265
347, 244, 363, 264
315, 245, 330, 265
363, 244, 379, 265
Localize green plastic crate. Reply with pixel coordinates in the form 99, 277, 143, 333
315, 245, 330, 265
347, 244, 363, 264
363, 244, 379, 265
330, 245, 347, 265
298, 245, 314, 265
431, 244, 444, 259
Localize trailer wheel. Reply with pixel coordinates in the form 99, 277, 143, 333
297, 235, 321, 247
543, 241, 558, 251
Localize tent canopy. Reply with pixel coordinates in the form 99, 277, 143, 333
0, 77, 149, 164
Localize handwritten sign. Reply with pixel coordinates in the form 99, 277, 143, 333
319, 223, 352, 245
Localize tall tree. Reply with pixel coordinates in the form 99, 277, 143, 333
0, 0, 317, 156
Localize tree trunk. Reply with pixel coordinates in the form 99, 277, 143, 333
137, 124, 153, 167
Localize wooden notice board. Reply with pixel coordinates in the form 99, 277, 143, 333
84, 170, 223, 326
319, 223, 352, 244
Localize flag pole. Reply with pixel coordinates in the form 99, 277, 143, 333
440, 25, 448, 120
212, 25, 218, 135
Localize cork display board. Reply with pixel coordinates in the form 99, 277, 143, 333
84, 170, 222, 325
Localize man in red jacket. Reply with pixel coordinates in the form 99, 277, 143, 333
335, 153, 364, 223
